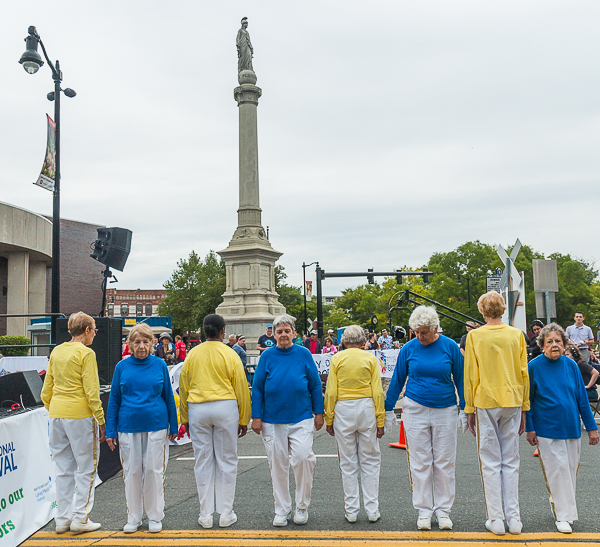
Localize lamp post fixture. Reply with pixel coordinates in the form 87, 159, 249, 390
19, 26, 76, 344
302, 261, 318, 335
457, 273, 471, 309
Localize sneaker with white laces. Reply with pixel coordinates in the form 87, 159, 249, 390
555, 521, 572, 534
70, 520, 101, 535
437, 516, 453, 530
485, 519, 505, 535
56, 521, 71, 534
368, 511, 381, 523
417, 516, 431, 530
219, 512, 237, 528
345, 513, 357, 523
123, 522, 141, 534
273, 513, 290, 527
294, 508, 309, 525
148, 521, 162, 533
198, 514, 213, 529
508, 518, 522, 535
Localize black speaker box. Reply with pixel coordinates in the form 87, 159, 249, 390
0, 370, 43, 408
56, 317, 123, 385
91, 227, 132, 271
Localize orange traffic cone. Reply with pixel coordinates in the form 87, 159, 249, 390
389, 419, 407, 449
533, 447, 539, 457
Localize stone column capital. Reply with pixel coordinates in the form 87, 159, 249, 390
234, 84, 262, 106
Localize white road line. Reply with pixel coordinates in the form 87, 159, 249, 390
176, 454, 338, 461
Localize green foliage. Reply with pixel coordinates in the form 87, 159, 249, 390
158, 251, 225, 335
0, 335, 31, 357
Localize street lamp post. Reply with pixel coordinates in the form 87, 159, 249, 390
302, 261, 318, 335
19, 26, 76, 344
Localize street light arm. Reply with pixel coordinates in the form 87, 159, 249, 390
28, 27, 61, 82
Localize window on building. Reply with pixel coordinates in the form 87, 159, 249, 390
136, 303, 143, 316
121, 303, 129, 316
145, 303, 152, 316
107, 303, 114, 316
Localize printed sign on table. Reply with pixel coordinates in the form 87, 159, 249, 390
312, 349, 399, 378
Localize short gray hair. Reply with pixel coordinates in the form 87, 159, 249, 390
408, 305, 440, 332
273, 314, 296, 331
341, 325, 366, 346
537, 322, 568, 349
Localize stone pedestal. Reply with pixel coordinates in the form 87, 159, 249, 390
216, 68, 285, 354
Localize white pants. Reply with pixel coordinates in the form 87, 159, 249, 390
189, 400, 239, 516
333, 399, 381, 517
49, 417, 99, 526
402, 397, 457, 517
476, 407, 521, 522
118, 429, 169, 524
262, 417, 316, 516
537, 437, 581, 522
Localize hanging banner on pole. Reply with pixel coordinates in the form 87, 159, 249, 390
305, 281, 312, 300
33, 114, 56, 192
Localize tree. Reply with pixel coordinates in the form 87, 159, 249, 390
158, 251, 225, 335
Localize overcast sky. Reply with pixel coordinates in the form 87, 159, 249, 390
2, 2, 599, 295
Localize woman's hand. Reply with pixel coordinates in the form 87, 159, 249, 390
238, 425, 247, 438
467, 413, 476, 437
168, 434, 178, 442
326, 424, 334, 436
376, 426, 384, 439
589, 429, 599, 446
314, 414, 324, 431
251, 418, 262, 434
106, 438, 117, 451
99, 424, 106, 443
526, 431, 538, 446
518, 411, 526, 436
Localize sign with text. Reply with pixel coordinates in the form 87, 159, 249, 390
33, 115, 56, 193
312, 349, 399, 379
486, 276, 501, 294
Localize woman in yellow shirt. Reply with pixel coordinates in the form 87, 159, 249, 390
179, 314, 251, 529
41, 312, 106, 535
324, 325, 385, 523
464, 291, 529, 536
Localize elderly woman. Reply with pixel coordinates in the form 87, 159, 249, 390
179, 314, 251, 529
324, 325, 384, 523
156, 333, 176, 364
526, 324, 598, 533
464, 291, 529, 536
564, 345, 599, 401
252, 314, 324, 527
385, 306, 464, 531
41, 312, 106, 534
106, 323, 178, 533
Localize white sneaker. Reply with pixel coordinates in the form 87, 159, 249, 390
148, 520, 162, 533
486, 519, 505, 535
417, 516, 431, 530
368, 511, 381, 523
294, 508, 308, 525
555, 521, 572, 534
219, 512, 237, 528
56, 521, 71, 534
198, 514, 213, 529
273, 513, 290, 527
508, 518, 522, 535
123, 522, 141, 533
438, 516, 453, 530
70, 520, 101, 534
345, 513, 357, 523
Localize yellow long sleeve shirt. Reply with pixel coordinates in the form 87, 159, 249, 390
41, 342, 105, 425
178, 341, 251, 426
464, 323, 530, 414
324, 348, 385, 427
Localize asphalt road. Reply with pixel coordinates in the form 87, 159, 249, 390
42, 418, 600, 535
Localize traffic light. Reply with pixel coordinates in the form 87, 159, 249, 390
367, 268, 374, 284
396, 272, 403, 284
422, 268, 431, 283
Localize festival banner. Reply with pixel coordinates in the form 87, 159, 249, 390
305, 281, 312, 300
312, 349, 399, 378
0, 407, 56, 547
168, 363, 191, 446
33, 115, 56, 192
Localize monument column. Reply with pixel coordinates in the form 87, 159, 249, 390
216, 18, 285, 355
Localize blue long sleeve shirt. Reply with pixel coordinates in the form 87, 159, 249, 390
252, 344, 324, 424
106, 355, 178, 438
385, 335, 464, 411
525, 354, 597, 439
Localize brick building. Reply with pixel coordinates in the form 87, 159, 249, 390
104, 288, 166, 318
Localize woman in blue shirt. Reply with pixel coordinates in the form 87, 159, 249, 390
106, 324, 178, 534
525, 323, 598, 534
385, 306, 464, 532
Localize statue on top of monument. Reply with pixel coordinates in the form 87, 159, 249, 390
236, 17, 254, 73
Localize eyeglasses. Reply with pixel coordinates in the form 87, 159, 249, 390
545, 339, 563, 346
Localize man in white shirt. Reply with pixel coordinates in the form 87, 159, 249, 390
566, 312, 594, 362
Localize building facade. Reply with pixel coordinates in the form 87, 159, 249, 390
104, 288, 166, 318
